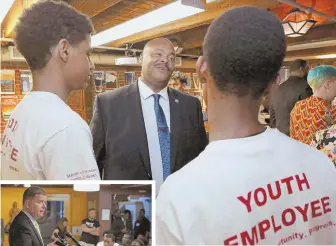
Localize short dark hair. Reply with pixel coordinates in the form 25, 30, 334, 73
124, 209, 131, 215
104, 233, 115, 242
203, 6, 286, 98
88, 208, 96, 212
23, 186, 47, 204
290, 59, 308, 73
103, 230, 113, 236
14, 0, 94, 70
132, 239, 145, 246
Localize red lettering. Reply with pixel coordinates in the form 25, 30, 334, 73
295, 203, 309, 222
238, 191, 252, 213
270, 215, 282, 233
258, 219, 270, 240
321, 196, 331, 214
281, 208, 296, 226
10, 148, 18, 161
295, 173, 310, 191
281, 176, 294, 194
311, 200, 322, 218
241, 226, 258, 245
267, 181, 281, 200
223, 235, 238, 245
254, 187, 267, 207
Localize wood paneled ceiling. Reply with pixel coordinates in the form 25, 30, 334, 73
1, 0, 336, 59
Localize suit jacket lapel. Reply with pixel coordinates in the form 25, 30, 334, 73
168, 88, 181, 171
126, 81, 151, 177
21, 211, 44, 246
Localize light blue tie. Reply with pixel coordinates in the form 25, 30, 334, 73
153, 94, 171, 180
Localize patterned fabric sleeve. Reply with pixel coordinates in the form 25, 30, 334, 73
311, 126, 336, 165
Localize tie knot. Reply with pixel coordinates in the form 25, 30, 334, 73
153, 94, 161, 102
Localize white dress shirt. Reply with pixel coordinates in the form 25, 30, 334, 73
138, 78, 170, 191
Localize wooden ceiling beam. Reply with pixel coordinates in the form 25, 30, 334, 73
1, 0, 40, 38
106, 0, 277, 47
67, 0, 123, 18
286, 45, 336, 58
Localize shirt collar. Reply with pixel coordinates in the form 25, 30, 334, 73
23, 210, 37, 224
138, 77, 168, 101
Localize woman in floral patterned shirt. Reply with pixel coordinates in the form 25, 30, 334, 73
311, 124, 336, 165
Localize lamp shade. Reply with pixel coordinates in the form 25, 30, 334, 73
282, 9, 317, 37
74, 184, 100, 192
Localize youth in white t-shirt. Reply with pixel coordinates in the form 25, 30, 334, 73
156, 6, 336, 245
156, 128, 336, 244
1, 92, 100, 180
0, 1, 100, 180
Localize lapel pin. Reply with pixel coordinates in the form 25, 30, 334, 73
175, 99, 179, 103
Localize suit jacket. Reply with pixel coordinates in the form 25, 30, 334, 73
9, 211, 44, 246
90, 81, 208, 180
270, 76, 313, 135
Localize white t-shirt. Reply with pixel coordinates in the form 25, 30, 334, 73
156, 128, 336, 245
1, 92, 100, 180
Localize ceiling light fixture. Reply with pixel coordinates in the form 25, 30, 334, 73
74, 184, 100, 192
24, 184, 31, 188
0, 0, 15, 25
316, 54, 336, 59
91, 0, 205, 47
282, 8, 317, 37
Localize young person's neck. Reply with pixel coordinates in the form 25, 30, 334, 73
313, 91, 332, 104
208, 95, 265, 142
32, 68, 71, 102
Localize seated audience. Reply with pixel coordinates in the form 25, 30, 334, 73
156, 6, 336, 245
97, 233, 119, 246
131, 239, 144, 246
311, 124, 336, 165
290, 65, 336, 144
121, 233, 132, 246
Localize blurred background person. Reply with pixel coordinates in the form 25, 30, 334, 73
290, 65, 336, 144
270, 59, 312, 135
122, 210, 133, 235
131, 239, 144, 246
168, 71, 188, 92
133, 209, 150, 240
311, 125, 336, 165
121, 233, 132, 246
97, 232, 119, 246
80, 208, 100, 246
51, 217, 69, 245
111, 209, 126, 243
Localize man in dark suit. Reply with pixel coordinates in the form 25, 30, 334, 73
90, 38, 208, 187
270, 59, 312, 135
9, 186, 57, 246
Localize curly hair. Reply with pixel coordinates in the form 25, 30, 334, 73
203, 6, 286, 98
14, 0, 94, 70
172, 71, 188, 84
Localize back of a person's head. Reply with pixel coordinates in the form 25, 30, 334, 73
307, 65, 336, 91
290, 59, 308, 74
203, 6, 286, 99
14, 0, 94, 71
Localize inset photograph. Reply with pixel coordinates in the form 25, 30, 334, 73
1, 184, 152, 246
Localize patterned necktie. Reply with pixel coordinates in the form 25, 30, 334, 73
33, 220, 43, 241
153, 94, 171, 180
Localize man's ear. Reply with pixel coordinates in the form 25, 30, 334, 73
58, 38, 71, 63
139, 53, 143, 64
196, 56, 209, 83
